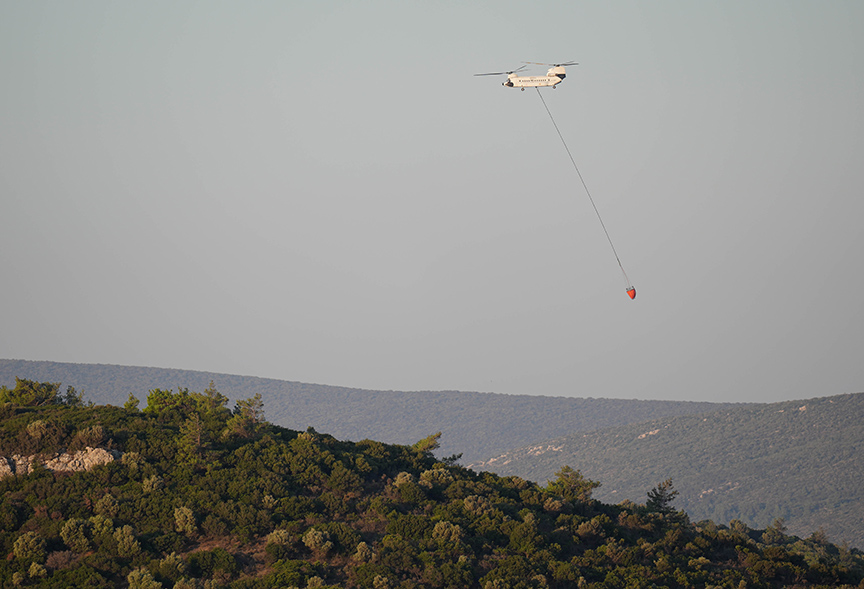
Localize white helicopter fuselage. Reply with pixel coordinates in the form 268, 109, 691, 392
504, 66, 567, 89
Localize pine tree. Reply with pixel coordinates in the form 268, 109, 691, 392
646, 478, 679, 513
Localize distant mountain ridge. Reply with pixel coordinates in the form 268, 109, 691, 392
473, 392, 864, 547
0, 359, 738, 463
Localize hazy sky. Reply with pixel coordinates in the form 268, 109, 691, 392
2, 1, 863, 404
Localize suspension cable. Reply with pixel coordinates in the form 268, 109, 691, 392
535, 88, 633, 292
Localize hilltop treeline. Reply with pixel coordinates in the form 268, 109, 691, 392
1, 379, 862, 588
0, 360, 739, 463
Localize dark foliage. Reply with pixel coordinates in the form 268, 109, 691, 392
0, 381, 862, 588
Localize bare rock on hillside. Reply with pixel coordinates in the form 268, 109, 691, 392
0, 447, 121, 478
0, 456, 13, 478
44, 447, 120, 473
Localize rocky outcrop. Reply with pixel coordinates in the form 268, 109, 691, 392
9, 455, 34, 476
0, 456, 13, 478
0, 447, 121, 478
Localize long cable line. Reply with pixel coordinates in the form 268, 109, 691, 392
535, 88, 635, 298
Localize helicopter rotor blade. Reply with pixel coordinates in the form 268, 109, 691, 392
474, 65, 526, 77
522, 60, 578, 67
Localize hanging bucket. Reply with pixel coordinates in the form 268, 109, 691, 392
626, 287, 636, 300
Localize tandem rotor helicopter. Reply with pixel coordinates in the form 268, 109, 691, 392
474, 61, 578, 90
474, 59, 638, 300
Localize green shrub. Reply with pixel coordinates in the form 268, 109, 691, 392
61, 518, 91, 553
187, 547, 238, 579
13, 531, 45, 563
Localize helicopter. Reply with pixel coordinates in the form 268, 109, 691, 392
474, 61, 578, 90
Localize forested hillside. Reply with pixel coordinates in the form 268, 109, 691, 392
0, 360, 738, 463
1, 379, 862, 588
473, 393, 864, 549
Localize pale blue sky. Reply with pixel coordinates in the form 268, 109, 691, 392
2, 1, 863, 403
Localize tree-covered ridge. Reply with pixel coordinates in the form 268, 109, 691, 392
1, 380, 862, 588
475, 392, 864, 549
0, 359, 741, 463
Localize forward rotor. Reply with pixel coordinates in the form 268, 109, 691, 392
522, 60, 578, 67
